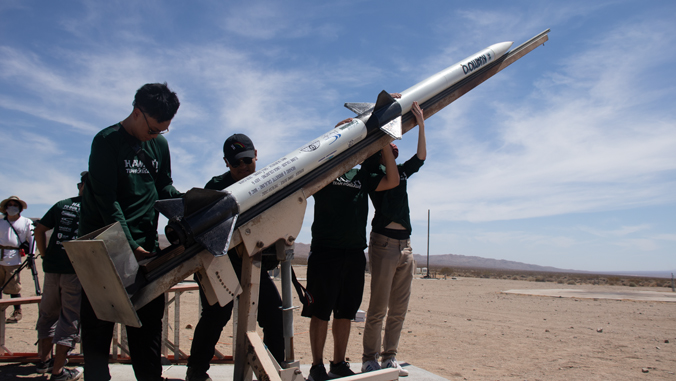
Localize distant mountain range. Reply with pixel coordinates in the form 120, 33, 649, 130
291, 242, 575, 272
289, 241, 673, 278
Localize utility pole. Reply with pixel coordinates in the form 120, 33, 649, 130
426, 209, 430, 278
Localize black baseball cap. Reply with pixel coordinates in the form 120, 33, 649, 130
223, 134, 256, 164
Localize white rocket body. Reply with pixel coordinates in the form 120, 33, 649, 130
397, 42, 513, 113
228, 118, 368, 213
227, 42, 513, 215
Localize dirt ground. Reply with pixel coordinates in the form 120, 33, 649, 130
3, 265, 676, 380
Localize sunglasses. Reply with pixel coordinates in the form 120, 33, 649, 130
229, 157, 254, 168
139, 108, 169, 135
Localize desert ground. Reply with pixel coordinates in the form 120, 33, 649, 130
3, 265, 676, 380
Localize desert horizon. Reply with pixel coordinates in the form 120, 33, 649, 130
2, 263, 675, 380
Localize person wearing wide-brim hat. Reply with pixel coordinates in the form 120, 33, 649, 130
1, 195, 34, 324
0, 195, 28, 214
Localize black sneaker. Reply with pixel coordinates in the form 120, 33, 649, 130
328, 361, 355, 379
186, 367, 212, 381
37, 358, 69, 374
50, 367, 83, 381
308, 363, 328, 381
37, 358, 55, 374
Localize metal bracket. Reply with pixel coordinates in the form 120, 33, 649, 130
236, 189, 307, 257
197, 251, 242, 306
63, 222, 141, 327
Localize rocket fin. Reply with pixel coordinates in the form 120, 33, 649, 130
344, 102, 374, 116
373, 90, 396, 110
183, 188, 229, 217
195, 213, 239, 257
380, 116, 402, 140
155, 198, 184, 219
365, 90, 403, 132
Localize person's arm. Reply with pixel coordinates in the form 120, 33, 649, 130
412, 101, 426, 161
34, 223, 50, 258
22, 218, 35, 255
375, 144, 400, 191
335, 118, 353, 128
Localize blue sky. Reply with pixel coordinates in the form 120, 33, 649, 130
1, 1, 674, 272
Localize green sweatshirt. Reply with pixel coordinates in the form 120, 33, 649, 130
80, 123, 182, 251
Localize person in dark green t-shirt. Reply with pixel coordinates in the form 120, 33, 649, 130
78, 82, 181, 381
34, 171, 88, 379
361, 101, 426, 377
302, 117, 400, 381
186, 134, 284, 381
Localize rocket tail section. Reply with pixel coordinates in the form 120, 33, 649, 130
160, 188, 240, 257
195, 213, 238, 257
345, 91, 403, 139
155, 198, 184, 221
365, 90, 402, 133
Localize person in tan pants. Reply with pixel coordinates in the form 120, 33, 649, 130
361, 101, 426, 377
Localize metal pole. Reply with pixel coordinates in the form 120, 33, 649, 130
281, 259, 295, 362
426, 209, 430, 278
277, 240, 297, 364
671, 273, 674, 292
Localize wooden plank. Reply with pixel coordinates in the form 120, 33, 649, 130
233, 249, 262, 381
0, 296, 42, 307
168, 283, 199, 292
245, 332, 282, 381
336, 368, 399, 381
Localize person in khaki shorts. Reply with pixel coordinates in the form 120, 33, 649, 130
33, 172, 88, 381
361, 101, 427, 377
0, 195, 34, 324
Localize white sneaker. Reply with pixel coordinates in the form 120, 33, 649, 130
361, 360, 381, 373
381, 357, 408, 377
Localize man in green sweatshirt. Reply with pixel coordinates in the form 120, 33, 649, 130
79, 82, 181, 381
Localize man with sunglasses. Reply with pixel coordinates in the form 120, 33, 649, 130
186, 133, 284, 381
79, 82, 182, 381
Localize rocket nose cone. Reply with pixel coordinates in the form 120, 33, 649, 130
489, 41, 513, 57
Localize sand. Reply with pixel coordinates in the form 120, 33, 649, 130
3, 265, 676, 380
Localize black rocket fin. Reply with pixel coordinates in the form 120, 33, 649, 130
365, 90, 403, 132
344, 102, 375, 116
183, 188, 229, 217
195, 214, 239, 257
373, 90, 396, 111
155, 198, 185, 219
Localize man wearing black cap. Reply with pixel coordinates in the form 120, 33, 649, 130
186, 133, 284, 381
33, 171, 89, 380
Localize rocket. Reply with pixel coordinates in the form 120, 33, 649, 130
159, 41, 514, 257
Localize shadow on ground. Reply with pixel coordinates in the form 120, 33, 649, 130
0, 362, 47, 379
